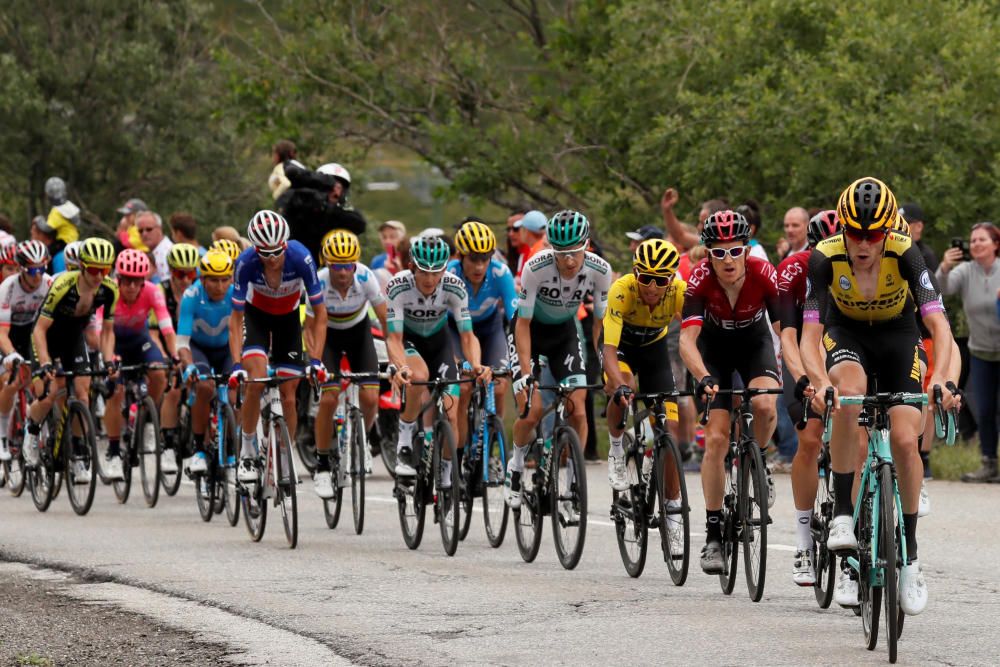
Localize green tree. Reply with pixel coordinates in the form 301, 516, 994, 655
0, 0, 258, 239
223, 0, 1000, 257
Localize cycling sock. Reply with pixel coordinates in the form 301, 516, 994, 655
162, 428, 176, 449
26, 418, 40, 436
903, 512, 918, 562
564, 462, 576, 488
919, 448, 931, 478
706, 509, 723, 542
316, 451, 331, 472
240, 430, 256, 458
510, 443, 528, 472
0, 412, 9, 440
795, 509, 813, 551
193, 432, 205, 453
397, 419, 416, 452
441, 458, 452, 482
608, 433, 624, 458
107, 438, 120, 457
833, 471, 854, 516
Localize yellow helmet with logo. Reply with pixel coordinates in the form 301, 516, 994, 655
837, 177, 898, 232
888, 215, 910, 236
633, 239, 680, 277
167, 243, 200, 270
79, 237, 115, 267
199, 249, 234, 278
454, 221, 496, 255
210, 238, 241, 261
321, 229, 361, 264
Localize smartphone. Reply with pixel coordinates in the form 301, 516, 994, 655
951, 237, 972, 261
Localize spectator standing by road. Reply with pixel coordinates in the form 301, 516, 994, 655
937, 222, 1000, 482
114, 198, 149, 253
42, 177, 81, 249
505, 210, 528, 275
268, 139, 305, 200
136, 211, 174, 283
169, 212, 205, 255
901, 202, 939, 271
775, 206, 809, 261
625, 225, 664, 253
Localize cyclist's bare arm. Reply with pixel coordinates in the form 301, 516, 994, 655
0, 326, 14, 357
780, 326, 807, 380
100, 320, 115, 363
228, 309, 244, 364
307, 303, 327, 361
514, 316, 533, 382
679, 324, 710, 384
372, 302, 389, 337
32, 316, 54, 365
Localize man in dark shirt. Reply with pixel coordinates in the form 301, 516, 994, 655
900, 202, 939, 271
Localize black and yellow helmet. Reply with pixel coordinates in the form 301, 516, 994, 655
888, 215, 910, 236
210, 238, 241, 261
168, 243, 200, 270
633, 239, 680, 278
837, 177, 898, 232
321, 229, 361, 264
454, 221, 496, 255
79, 237, 115, 267
199, 249, 234, 278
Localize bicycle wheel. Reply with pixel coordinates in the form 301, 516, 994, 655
740, 443, 769, 602
272, 417, 298, 549
195, 469, 215, 522
221, 404, 241, 526
719, 450, 739, 595
657, 436, 690, 586
813, 466, 837, 609
63, 401, 98, 516
482, 416, 509, 548
878, 466, 900, 663
859, 486, 881, 651
350, 408, 366, 535
378, 409, 399, 478
4, 455, 25, 497
137, 396, 161, 508
457, 452, 475, 542
435, 421, 461, 556
551, 427, 588, 570
160, 402, 187, 497
395, 431, 427, 549
613, 436, 647, 578
323, 451, 345, 529
6, 394, 27, 496
29, 458, 56, 513
514, 486, 543, 563
112, 444, 132, 504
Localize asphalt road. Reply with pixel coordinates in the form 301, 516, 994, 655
1, 461, 997, 666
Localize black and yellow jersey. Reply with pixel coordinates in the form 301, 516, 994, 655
149, 280, 180, 331
603, 273, 686, 347
803, 232, 944, 327
39, 270, 119, 329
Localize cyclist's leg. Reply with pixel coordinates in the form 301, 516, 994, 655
634, 337, 678, 493
394, 341, 428, 475
238, 307, 269, 464
544, 321, 588, 443
341, 317, 380, 432
188, 343, 217, 459
271, 309, 306, 438
448, 322, 473, 446
315, 337, 343, 467
737, 336, 780, 451
696, 337, 735, 557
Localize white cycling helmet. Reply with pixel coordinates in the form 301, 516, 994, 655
63, 240, 82, 268
317, 163, 351, 185
247, 210, 290, 249
16, 240, 49, 267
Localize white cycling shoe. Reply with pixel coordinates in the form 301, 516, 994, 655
764, 464, 776, 508
0, 440, 11, 462
313, 470, 335, 499
834, 566, 860, 607
827, 515, 858, 553
71, 460, 92, 485
22, 433, 40, 468
666, 517, 684, 557
237, 457, 259, 483
918, 479, 931, 517
160, 448, 178, 474
188, 452, 208, 475
792, 549, 816, 586
900, 560, 928, 615
504, 468, 522, 509
104, 455, 125, 481
608, 453, 628, 491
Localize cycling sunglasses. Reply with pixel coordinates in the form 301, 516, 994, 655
119, 276, 144, 286
329, 262, 356, 272
24, 266, 47, 277
552, 244, 587, 256
84, 265, 111, 277
467, 252, 492, 264
172, 269, 197, 281
634, 272, 672, 287
708, 246, 747, 260
843, 226, 887, 244
256, 244, 286, 259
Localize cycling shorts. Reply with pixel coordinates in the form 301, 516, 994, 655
448, 310, 508, 369
9, 324, 33, 360
525, 318, 586, 387
322, 316, 378, 390
116, 331, 166, 367
698, 332, 779, 411
33, 328, 89, 374
404, 326, 460, 395
823, 323, 922, 397
242, 303, 305, 375
191, 341, 233, 377
919, 337, 933, 391
609, 334, 678, 420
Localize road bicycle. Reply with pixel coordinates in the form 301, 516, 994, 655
185, 372, 240, 526
611, 389, 692, 582
1, 360, 31, 497
514, 380, 599, 570
110, 362, 170, 508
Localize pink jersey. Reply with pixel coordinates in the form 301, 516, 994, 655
114, 281, 173, 339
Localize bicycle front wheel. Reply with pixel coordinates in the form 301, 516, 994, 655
613, 437, 647, 578
29, 460, 56, 513
813, 462, 837, 608
160, 401, 187, 497
740, 443, 769, 602
137, 396, 162, 508
859, 485, 881, 651
350, 408, 366, 535
719, 450, 739, 595
378, 409, 399, 479
435, 421, 461, 556
273, 418, 298, 549
396, 431, 426, 549
63, 401, 98, 516
657, 435, 690, 586
551, 427, 588, 570
221, 404, 241, 526
482, 416, 509, 548
879, 465, 900, 663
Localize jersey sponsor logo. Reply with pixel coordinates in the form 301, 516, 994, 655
918, 270, 933, 291
537, 285, 586, 302
705, 308, 765, 329
885, 273, 895, 286
822, 332, 836, 352
687, 262, 711, 288
838, 275, 851, 291
834, 289, 906, 312
615, 292, 626, 301
910, 346, 921, 382
778, 260, 805, 290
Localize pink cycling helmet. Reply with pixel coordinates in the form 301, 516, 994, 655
116, 248, 151, 278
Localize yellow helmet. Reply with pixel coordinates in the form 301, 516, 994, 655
167, 243, 200, 270
79, 238, 115, 267
210, 238, 241, 261
454, 221, 496, 255
633, 239, 680, 277
199, 250, 234, 278
321, 229, 361, 264
837, 177, 898, 232
888, 215, 910, 236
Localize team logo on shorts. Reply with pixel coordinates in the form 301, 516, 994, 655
822, 332, 836, 352
839, 275, 852, 291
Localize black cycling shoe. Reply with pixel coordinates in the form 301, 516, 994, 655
700, 540, 726, 575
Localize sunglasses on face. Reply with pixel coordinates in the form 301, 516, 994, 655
843, 227, 886, 244
84, 265, 111, 277
467, 252, 492, 264
24, 266, 47, 277
708, 246, 747, 260
172, 269, 197, 281
634, 272, 672, 287
119, 276, 144, 287
553, 245, 586, 257
330, 262, 356, 272
256, 245, 286, 259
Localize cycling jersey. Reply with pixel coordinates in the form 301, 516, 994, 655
161, 281, 180, 321
776, 249, 810, 332
517, 250, 611, 325
603, 273, 686, 348
681, 256, 781, 335
114, 281, 173, 340
306, 262, 386, 329
446, 258, 517, 324
0, 273, 54, 354
803, 231, 944, 327
232, 241, 323, 315
386, 270, 472, 338
39, 270, 119, 330
177, 281, 233, 350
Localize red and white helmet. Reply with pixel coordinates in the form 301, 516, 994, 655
116, 248, 151, 278
317, 163, 351, 185
0, 240, 17, 265
16, 240, 49, 267
247, 210, 290, 250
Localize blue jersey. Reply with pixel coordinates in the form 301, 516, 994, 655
446, 258, 517, 325
232, 240, 322, 315
177, 281, 233, 350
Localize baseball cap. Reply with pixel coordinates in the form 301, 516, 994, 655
899, 203, 925, 224
514, 210, 547, 232
379, 220, 406, 234
625, 224, 664, 242
117, 198, 149, 215
417, 227, 445, 238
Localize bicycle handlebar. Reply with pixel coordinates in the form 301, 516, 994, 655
698, 386, 784, 426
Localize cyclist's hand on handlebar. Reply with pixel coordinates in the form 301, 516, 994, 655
696, 375, 718, 402
474, 364, 492, 384
228, 364, 247, 388
3, 351, 23, 370
811, 383, 838, 414
793, 374, 815, 402
37, 362, 55, 381
612, 384, 632, 406
309, 358, 328, 384
945, 381, 963, 412
393, 364, 412, 388
512, 373, 534, 396
182, 364, 199, 384
930, 376, 954, 410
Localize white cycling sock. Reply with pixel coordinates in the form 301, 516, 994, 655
240, 430, 257, 459
666, 498, 682, 528
0, 411, 9, 442
609, 433, 624, 458
397, 420, 416, 453
441, 459, 452, 482
509, 443, 528, 472
795, 509, 813, 551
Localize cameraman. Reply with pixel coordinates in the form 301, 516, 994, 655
937, 222, 1000, 482
278, 161, 366, 262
